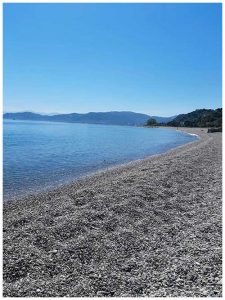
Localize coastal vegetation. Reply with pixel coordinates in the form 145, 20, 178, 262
166, 108, 222, 128
145, 108, 222, 129
145, 118, 158, 126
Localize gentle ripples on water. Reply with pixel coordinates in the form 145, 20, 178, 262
3, 120, 198, 200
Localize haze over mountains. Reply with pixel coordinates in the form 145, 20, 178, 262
3, 111, 176, 126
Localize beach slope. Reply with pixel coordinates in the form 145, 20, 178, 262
3, 128, 222, 297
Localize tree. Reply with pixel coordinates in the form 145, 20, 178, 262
146, 118, 157, 126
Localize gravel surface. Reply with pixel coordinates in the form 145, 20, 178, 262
3, 128, 222, 297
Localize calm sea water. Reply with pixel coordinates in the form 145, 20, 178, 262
4, 120, 197, 200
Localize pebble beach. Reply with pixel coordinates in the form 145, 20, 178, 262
3, 127, 222, 297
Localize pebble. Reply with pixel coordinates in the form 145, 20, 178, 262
97, 291, 110, 296
216, 279, 222, 285
201, 290, 208, 296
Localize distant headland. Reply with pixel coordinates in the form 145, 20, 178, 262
3, 111, 176, 126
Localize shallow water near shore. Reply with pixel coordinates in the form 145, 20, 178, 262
4, 120, 197, 200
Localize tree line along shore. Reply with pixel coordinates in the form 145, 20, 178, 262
145, 108, 222, 131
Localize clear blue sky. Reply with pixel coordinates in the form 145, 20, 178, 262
3, 3, 222, 116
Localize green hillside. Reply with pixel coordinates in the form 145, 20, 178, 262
167, 108, 222, 128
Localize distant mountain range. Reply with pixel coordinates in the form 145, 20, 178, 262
3, 111, 176, 126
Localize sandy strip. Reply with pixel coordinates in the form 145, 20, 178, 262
3, 128, 222, 297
